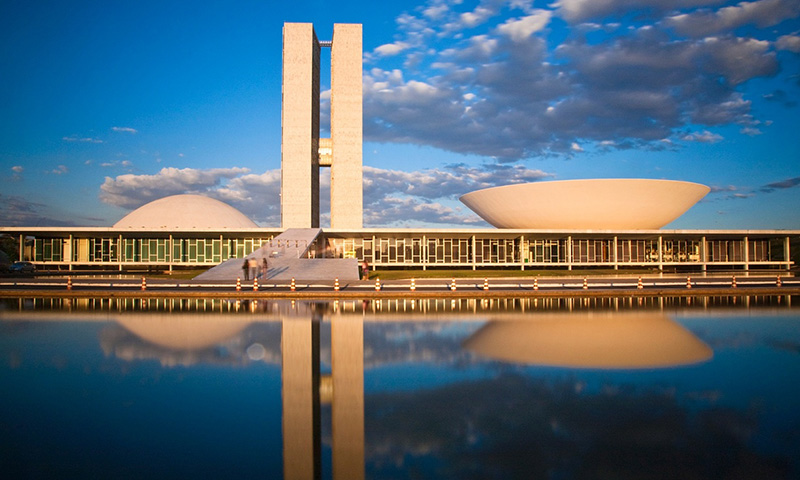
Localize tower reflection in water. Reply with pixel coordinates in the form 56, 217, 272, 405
105, 302, 719, 480
281, 305, 365, 480
106, 302, 364, 480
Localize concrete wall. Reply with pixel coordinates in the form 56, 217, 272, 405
330, 24, 363, 229
281, 23, 320, 228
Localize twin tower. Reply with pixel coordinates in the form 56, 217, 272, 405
281, 23, 363, 229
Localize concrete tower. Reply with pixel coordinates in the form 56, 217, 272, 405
281, 23, 363, 229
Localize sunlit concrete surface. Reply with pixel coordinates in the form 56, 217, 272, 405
280, 22, 363, 229
194, 228, 359, 281
460, 179, 710, 229
281, 23, 321, 228
114, 194, 258, 229
329, 24, 363, 229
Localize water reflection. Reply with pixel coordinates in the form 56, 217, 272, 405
2, 298, 799, 478
2, 293, 795, 315
464, 313, 713, 369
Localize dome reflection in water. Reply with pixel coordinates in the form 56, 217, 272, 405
1, 297, 799, 479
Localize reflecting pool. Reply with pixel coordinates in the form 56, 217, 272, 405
2, 296, 800, 479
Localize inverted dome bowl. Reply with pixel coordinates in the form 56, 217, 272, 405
459, 179, 709, 229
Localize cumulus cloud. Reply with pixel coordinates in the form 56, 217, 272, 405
666, 0, 800, 37
776, 34, 800, 52
11, 166, 23, 173
496, 10, 552, 42
97, 163, 553, 227
682, 130, 724, 142
99, 167, 250, 209
553, 0, 721, 23
49, 165, 69, 175
374, 41, 411, 56
361, 0, 785, 160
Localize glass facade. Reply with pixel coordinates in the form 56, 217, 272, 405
14, 229, 794, 272
28, 234, 274, 267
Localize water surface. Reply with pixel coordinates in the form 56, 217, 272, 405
1, 296, 799, 479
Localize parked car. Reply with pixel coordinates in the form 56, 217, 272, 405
9, 261, 35, 274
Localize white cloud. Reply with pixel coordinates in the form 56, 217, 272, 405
681, 130, 724, 143
740, 126, 762, 136
99, 167, 250, 209
11, 166, 23, 173
666, 0, 800, 37
49, 165, 69, 175
460, 6, 494, 27
497, 10, 552, 42
62, 136, 103, 143
422, 4, 450, 20
374, 41, 411, 56
97, 163, 553, 228
111, 126, 138, 134
554, 0, 722, 23
776, 34, 800, 52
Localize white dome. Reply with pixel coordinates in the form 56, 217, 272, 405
114, 194, 258, 229
459, 179, 709, 229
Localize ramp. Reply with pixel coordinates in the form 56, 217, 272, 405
194, 228, 359, 282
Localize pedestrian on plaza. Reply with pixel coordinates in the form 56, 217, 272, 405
361, 260, 369, 280
261, 257, 268, 279
248, 257, 258, 280
242, 259, 249, 281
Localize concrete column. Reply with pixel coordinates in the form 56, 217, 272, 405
785, 236, 792, 271
67, 234, 73, 271
281, 316, 321, 480
743, 236, 749, 271
471, 235, 476, 271
566, 236, 572, 270
330, 24, 363, 229
613, 236, 618, 270
423, 234, 427, 270
701, 236, 707, 272
331, 316, 364, 480
281, 23, 321, 228
658, 236, 663, 271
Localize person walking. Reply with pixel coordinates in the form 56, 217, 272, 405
261, 257, 268, 279
242, 259, 249, 281
248, 257, 258, 281
361, 260, 369, 280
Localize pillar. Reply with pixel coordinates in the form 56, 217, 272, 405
281, 23, 321, 228
743, 235, 749, 271
785, 236, 792, 271
330, 24, 363, 228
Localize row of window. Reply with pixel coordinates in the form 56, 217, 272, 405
30, 237, 273, 263
27, 234, 784, 266
318, 236, 780, 266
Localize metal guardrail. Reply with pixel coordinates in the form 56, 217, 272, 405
1, 276, 797, 292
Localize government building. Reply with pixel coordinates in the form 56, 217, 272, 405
1, 23, 796, 275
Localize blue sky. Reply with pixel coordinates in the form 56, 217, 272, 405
1, 0, 799, 229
